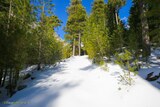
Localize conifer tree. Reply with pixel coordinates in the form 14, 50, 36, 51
65, 0, 87, 56
128, 0, 152, 60
107, 0, 125, 25
128, 0, 143, 56
31, 0, 61, 70
83, 0, 109, 64
145, 0, 160, 45
0, 0, 63, 96
139, 0, 150, 60
0, 0, 35, 96
106, 0, 126, 54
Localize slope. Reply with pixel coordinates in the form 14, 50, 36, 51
0, 56, 160, 107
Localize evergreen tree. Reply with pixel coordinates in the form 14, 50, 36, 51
83, 0, 109, 64
106, 0, 126, 54
107, 0, 125, 25
128, 0, 143, 56
0, 0, 63, 96
0, 0, 35, 96
128, 0, 153, 60
145, 0, 160, 46
65, 0, 87, 56
110, 24, 125, 53
115, 49, 138, 85
31, 0, 61, 70
139, 0, 150, 60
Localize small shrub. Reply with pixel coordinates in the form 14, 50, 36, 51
92, 56, 104, 65
115, 49, 138, 85
99, 60, 105, 66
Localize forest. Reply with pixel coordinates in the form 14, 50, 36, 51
65, 0, 160, 84
0, 0, 160, 107
65, 0, 160, 62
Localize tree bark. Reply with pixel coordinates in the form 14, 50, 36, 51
1, 67, 7, 87
78, 33, 81, 56
6, 0, 12, 37
140, 2, 150, 59
73, 37, 76, 56
14, 69, 19, 86
37, 40, 42, 70
8, 68, 13, 97
37, 1, 45, 70
37, 63, 41, 71
115, 10, 119, 25
0, 68, 3, 86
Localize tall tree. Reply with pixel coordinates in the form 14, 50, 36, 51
65, 0, 87, 56
0, 0, 35, 96
107, 0, 125, 25
145, 0, 160, 45
128, 0, 143, 55
32, 0, 61, 70
106, 0, 126, 54
128, 0, 160, 59
83, 0, 109, 64
0, 0, 63, 97
139, 0, 150, 59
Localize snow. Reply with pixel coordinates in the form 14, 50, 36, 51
20, 65, 37, 76
138, 52, 160, 89
0, 56, 160, 107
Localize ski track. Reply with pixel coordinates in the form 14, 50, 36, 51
1, 56, 160, 107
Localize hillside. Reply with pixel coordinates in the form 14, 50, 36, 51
1, 56, 160, 107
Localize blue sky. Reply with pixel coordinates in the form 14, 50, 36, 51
52, 0, 132, 39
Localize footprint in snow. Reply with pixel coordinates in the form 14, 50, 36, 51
52, 79, 59, 82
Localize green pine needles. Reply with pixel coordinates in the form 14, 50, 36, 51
115, 49, 138, 85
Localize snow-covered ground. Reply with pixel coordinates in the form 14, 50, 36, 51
0, 56, 160, 107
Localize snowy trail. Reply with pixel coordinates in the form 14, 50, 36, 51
1, 56, 160, 107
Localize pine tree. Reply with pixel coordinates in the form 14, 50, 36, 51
139, 0, 150, 60
82, 0, 109, 64
107, 0, 125, 25
115, 49, 138, 85
0, 0, 63, 96
128, 0, 152, 61
65, 0, 87, 56
0, 0, 35, 96
110, 24, 125, 53
145, 0, 160, 46
128, 0, 143, 56
32, 0, 61, 70
106, 0, 126, 55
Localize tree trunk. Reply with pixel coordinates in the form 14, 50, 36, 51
38, 40, 42, 70
140, 2, 150, 60
14, 69, 19, 86
37, 1, 45, 70
78, 33, 81, 56
73, 38, 76, 56
0, 68, 3, 86
6, 0, 12, 37
115, 10, 119, 25
37, 63, 41, 71
1, 67, 7, 87
8, 68, 13, 97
